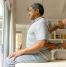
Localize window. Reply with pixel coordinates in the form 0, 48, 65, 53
0, 3, 2, 47
0, 3, 3, 67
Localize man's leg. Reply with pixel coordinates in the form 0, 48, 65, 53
5, 53, 38, 67
5, 57, 17, 67
5, 52, 51, 67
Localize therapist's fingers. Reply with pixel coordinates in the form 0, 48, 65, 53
47, 48, 52, 51
46, 46, 54, 51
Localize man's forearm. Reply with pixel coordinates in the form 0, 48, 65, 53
21, 40, 47, 54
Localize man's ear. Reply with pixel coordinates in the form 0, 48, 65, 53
36, 9, 39, 14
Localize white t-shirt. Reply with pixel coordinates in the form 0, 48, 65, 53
26, 17, 49, 48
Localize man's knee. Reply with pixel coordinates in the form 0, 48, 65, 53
5, 58, 11, 64
5, 57, 14, 65
5, 57, 16, 67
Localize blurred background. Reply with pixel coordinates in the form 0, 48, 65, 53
0, 0, 66, 67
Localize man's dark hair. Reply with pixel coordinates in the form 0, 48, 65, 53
28, 3, 44, 16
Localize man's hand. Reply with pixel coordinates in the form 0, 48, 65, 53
8, 49, 23, 60
46, 42, 58, 51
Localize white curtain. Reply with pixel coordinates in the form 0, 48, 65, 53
6, 0, 10, 10
9, 4, 16, 55
4, 4, 10, 59
4, 0, 16, 57
0, 0, 16, 67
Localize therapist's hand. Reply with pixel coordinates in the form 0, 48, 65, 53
8, 49, 23, 60
46, 42, 58, 51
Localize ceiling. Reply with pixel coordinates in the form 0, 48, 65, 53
13, 0, 66, 25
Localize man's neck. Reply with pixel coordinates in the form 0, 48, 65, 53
33, 15, 42, 20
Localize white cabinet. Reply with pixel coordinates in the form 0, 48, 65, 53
47, 19, 66, 48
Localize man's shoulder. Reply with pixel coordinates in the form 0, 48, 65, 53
39, 17, 46, 21
38, 18, 46, 24
32, 17, 47, 26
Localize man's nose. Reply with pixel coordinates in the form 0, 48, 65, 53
28, 13, 29, 16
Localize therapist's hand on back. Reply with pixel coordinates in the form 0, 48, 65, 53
46, 42, 58, 51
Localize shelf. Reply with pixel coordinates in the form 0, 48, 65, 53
53, 48, 66, 51
0, 29, 2, 30
47, 19, 66, 46
57, 29, 66, 30
49, 39, 66, 40
48, 19, 66, 29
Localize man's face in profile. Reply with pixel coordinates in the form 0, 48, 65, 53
28, 7, 38, 20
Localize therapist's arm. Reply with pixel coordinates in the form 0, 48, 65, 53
47, 42, 66, 51
50, 22, 65, 33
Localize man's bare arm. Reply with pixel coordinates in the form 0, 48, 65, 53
8, 40, 47, 60
22, 40, 47, 54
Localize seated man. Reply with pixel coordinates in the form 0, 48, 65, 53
5, 3, 51, 67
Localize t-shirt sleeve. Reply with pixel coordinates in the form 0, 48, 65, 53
34, 21, 49, 40
62, 19, 66, 25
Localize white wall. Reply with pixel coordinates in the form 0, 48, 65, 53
16, 26, 30, 48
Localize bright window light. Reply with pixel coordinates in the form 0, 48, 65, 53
0, 3, 2, 16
